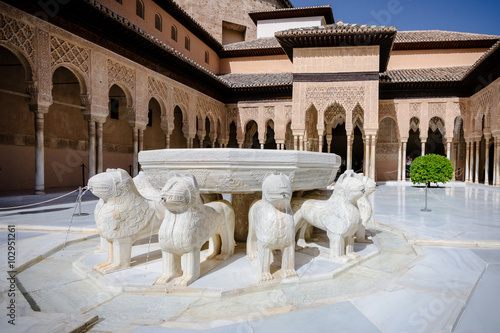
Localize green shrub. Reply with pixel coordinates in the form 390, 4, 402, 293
410, 154, 454, 186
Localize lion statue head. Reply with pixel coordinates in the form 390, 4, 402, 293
160, 173, 200, 214
87, 168, 133, 201
262, 173, 292, 211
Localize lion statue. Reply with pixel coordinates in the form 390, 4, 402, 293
292, 176, 365, 262
87, 169, 165, 273
247, 173, 296, 282
336, 170, 376, 243
155, 173, 235, 287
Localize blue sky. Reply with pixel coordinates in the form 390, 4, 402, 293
292, 0, 500, 35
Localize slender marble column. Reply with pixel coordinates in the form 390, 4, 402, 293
294, 136, 298, 151
327, 136, 332, 154
475, 140, 480, 184
165, 133, 170, 149
465, 141, 470, 182
397, 141, 402, 181
88, 120, 96, 178
346, 134, 352, 170
364, 136, 369, 176
453, 142, 458, 181
139, 129, 144, 152
97, 121, 103, 174
402, 142, 407, 180
34, 111, 46, 194
485, 138, 490, 185
370, 135, 376, 180
421, 140, 426, 156
299, 136, 304, 151
446, 140, 452, 160
132, 128, 139, 177
494, 137, 498, 185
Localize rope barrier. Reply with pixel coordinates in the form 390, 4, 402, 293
0, 189, 80, 211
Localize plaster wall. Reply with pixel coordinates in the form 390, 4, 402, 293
293, 46, 380, 73
173, 0, 285, 43
99, 0, 220, 73
257, 17, 325, 38
387, 48, 489, 70
220, 55, 292, 74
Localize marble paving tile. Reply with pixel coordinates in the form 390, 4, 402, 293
0, 230, 49, 246
88, 294, 200, 332
353, 288, 465, 333
419, 248, 487, 273
250, 301, 381, 333
471, 249, 500, 264
453, 264, 500, 333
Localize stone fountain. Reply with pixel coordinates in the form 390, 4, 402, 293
76, 148, 379, 292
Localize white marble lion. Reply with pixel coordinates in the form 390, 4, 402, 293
247, 173, 296, 282
336, 170, 376, 243
155, 173, 235, 286
88, 169, 165, 273
292, 176, 365, 262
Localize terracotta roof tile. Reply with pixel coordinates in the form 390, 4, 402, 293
218, 73, 292, 88
395, 30, 499, 43
380, 66, 470, 83
275, 22, 397, 37
223, 37, 282, 51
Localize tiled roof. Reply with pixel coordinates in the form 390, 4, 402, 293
276, 22, 397, 37
218, 73, 293, 88
223, 37, 282, 51
395, 30, 500, 43
380, 66, 470, 83
393, 30, 499, 50
249, 5, 334, 25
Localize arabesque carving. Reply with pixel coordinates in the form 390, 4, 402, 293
305, 86, 365, 113
148, 76, 169, 101
108, 59, 135, 90
0, 13, 34, 62
51, 36, 89, 76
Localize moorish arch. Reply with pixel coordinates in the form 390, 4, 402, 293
427, 116, 446, 156
143, 97, 165, 151
171, 105, 188, 148
227, 121, 238, 148
453, 116, 466, 181
45, 65, 88, 188
376, 117, 400, 181
104, 84, 134, 172
407, 117, 421, 160
0, 45, 35, 191
304, 104, 319, 151
264, 119, 277, 150
244, 120, 259, 149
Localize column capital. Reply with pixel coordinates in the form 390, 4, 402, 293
29, 102, 50, 114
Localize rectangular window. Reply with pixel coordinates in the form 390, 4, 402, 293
185, 36, 190, 51
136, 0, 144, 19
155, 13, 162, 32
171, 25, 178, 42
204, 51, 209, 64
110, 98, 119, 120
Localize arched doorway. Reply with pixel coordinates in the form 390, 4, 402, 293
407, 117, 421, 160
171, 106, 187, 148
143, 98, 164, 151
227, 121, 238, 148
244, 120, 259, 149
0, 46, 34, 191
305, 105, 318, 151
352, 126, 364, 173
264, 120, 277, 149
285, 121, 293, 150
376, 117, 399, 181
453, 116, 466, 181
105, 84, 133, 173
45, 66, 88, 188
203, 117, 212, 148
427, 116, 445, 156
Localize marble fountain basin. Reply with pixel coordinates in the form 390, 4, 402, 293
138, 148, 341, 193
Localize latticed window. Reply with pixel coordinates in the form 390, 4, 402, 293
171, 25, 177, 42
136, 0, 144, 19
155, 13, 162, 31
205, 50, 209, 64
185, 36, 190, 50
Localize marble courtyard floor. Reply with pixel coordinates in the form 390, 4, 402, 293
0, 183, 499, 333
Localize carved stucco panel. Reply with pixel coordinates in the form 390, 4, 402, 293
409, 103, 421, 119
0, 13, 35, 63
147, 76, 169, 102
305, 86, 365, 114
107, 58, 135, 100
51, 35, 89, 77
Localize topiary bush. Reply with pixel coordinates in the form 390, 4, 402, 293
410, 154, 454, 187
